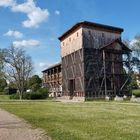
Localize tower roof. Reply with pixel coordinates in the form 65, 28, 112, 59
58, 21, 124, 41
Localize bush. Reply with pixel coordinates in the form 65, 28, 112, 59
10, 87, 48, 100
23, 92, 47, 100
37, 87, 48, 98
132, 89, 140, 97
10, 94, 20, 99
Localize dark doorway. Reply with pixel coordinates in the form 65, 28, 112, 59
69, 79, 75, 97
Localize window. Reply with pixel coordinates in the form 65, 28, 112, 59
63, 42, 65, 46
102, 33, 105, 37
77, 32, 79, 37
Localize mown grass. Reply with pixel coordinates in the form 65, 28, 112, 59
0, 95, 10, 101
0, 101, 140, 140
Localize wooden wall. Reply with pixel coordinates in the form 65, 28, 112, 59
60, 25, 127, 98
83, 48, 103, 98
62, 49, 84, 96
82, 27, 123, 98
82, 28, 121, 49
60, 28, 82, 57
42, 64, 62, 95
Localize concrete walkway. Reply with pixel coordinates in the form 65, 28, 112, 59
0, 109, 50, 140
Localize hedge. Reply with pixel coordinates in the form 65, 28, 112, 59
10, 87, 48, 100
132, 89, 140, 97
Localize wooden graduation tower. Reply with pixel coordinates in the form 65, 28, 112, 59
59, 21, 131, 100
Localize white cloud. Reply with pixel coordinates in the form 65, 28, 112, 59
55, 10, 60, 15
12, 0, 49, 28
13, 39, 40, 48
0, 0, 49, 28
4, 30, 23, 38
39, 62, 49, 68
0, 0, 14, 7
11, 0, 35, 13
22, 8, 49, 28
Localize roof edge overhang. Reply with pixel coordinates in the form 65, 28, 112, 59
100, 39, 132, 52
58, 21, 124, 41
42, 62, 61, 73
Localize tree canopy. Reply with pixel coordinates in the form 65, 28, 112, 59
28, 75, 42, 92
4, 46, 33, 99
0, 49, 5, 78
0, 78, 7, 92
130, 35, 140, 73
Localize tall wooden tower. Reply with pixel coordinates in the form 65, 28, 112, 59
59, 21, 131, 100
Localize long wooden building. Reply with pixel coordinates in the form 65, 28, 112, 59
43, 21, 131, 100
42, 63, 62, 97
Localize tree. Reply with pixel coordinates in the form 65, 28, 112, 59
0, 49, 5, 78
130, 35, 140, 73
5, 46, 33, 99
123, 37, 140, 90
0, 78, 7, 92
28, 75, 42, 92
8, 81, 17, 89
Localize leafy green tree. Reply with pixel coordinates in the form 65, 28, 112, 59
123, 39, 139, 91
0, 78, 7, 92
129, 72, 138, 89
130, 35, 140, 73
0, 49, 5, 78
28, 75, 42, 92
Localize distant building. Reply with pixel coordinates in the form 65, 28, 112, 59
43, 21, 131, 100
42, 63, 62, 97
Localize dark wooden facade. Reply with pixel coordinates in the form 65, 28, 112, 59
62, 48, 84, 98
42, 63, 62, 97
58, 21, 131, 99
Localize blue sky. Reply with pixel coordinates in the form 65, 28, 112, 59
0, 0, 140, 76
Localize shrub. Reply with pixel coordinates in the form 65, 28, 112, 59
37, 87, 48, 98
10, 87, 48, 100
10, 94, 20, 99
132, 89, 140, 97
23, 92, 47, 100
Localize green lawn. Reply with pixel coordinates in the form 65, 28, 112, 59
0, 100, 140, 140
0, 95, 10, 101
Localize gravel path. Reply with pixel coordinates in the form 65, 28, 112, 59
0, 109, 50, 140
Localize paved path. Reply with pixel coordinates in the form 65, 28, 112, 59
0, 109, 50, 140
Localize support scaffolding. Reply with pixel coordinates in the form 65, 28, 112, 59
86, 47, 131, 99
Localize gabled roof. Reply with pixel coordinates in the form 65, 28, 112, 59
100, 39, 132, 52
58, 21, 124, 41
42, 62, 61, 72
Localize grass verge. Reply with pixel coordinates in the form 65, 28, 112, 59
0, 101, 140, 140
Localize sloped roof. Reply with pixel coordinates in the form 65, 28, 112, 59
42, 62, 61, 72
100, 39, 132, 52
58, 21, 124, 41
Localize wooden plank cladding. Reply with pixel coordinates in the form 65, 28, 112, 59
62, 49, 84, 97
42, 21, 131, 100
42, 63, 62, 97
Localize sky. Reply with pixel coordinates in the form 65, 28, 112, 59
0, 0, 140, 76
